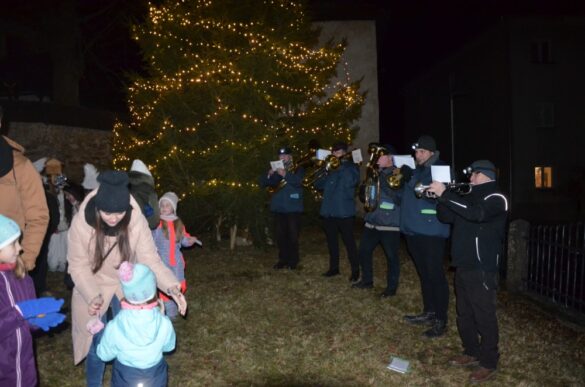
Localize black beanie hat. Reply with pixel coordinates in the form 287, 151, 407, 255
412, 135, 437, 152
94, 170, 130, 213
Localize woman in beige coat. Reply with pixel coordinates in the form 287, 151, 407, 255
67, 170, 186, 387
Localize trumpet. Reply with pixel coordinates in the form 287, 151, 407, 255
302, 152, 355, 187
414, 182, 473, 199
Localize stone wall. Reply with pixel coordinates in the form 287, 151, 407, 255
5, 122, 112, 183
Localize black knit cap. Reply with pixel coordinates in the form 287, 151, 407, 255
94, 170, 130, 213
412, 135, 437, 152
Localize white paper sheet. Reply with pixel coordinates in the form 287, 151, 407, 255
393, 155, 415, 169
431, 165, 451, 183
270, 160, 284, 171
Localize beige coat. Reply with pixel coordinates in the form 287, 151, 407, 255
0, 136, 49, 270
68, 190, 180, 364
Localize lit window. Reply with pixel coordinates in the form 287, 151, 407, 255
534, 166, 553, 188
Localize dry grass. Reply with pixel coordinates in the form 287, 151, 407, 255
37, 225, 585, 386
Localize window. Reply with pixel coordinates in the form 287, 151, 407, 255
535, 103, 555, 128
534, 166, 553, 189
531, 40, 553, 64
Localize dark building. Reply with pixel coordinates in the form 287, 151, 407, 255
403, 16, 585, 223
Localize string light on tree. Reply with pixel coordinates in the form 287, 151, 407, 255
113, 0, 364, 240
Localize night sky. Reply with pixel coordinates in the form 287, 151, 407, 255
2, 0, 584, 149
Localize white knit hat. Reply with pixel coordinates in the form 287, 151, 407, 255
82, 163, 100, 190
32, 157, 47, 173
130, 159, 152, 177
0, 214, 21, 250
159, 192, 179, 213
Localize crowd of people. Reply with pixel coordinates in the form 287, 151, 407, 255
1, 98, 509, 384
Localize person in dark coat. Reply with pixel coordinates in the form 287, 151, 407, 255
352, 144, 403, 297
259, 146, 305, 270
400, 135, 451, 338
128, 159, 160, 230
313, 141, 360, 280
428, 160, 508, 384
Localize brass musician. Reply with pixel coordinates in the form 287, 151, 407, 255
259, 146, 305, 270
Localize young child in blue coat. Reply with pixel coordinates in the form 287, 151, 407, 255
96, 261, 176, 387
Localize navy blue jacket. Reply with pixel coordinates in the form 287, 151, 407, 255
437, 181, 508, 272
364, 167, 402, 228
399, 152, 450, 238
260, 168, 304, 213
314, 161, 359, 218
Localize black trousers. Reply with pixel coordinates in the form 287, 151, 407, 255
274, 212, 301, 268
405, 234, 449, 322
322, 217, 358, 273
30, 234, 50, 295
455, 268, 499, 369
358, 227, 400, 289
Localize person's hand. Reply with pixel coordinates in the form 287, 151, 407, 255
167, 285, 187, 316
267, 169, 275, 176
187, 236, 201, 247
29, 312, 66, 332
400, 165, 413, 182
88, 294, 104, 316
276, 168, 286, 177
427, 181, 447, 197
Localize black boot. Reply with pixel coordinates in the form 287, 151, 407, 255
423, 319, 447, 338
349, 271, 360, 282
351, 280, 373, 289
403, 312, 436, 325
322, 269, 340, 277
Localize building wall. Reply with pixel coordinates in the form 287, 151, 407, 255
315, 20, 379, 157
404, 25, 510, 187
404, 17, 585, 222
5, 122, 112, 183
509, 17, 585, 221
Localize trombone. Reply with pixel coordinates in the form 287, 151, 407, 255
266, 143, 319, 195
302, 152, 354, 188
414, 182, 473, 199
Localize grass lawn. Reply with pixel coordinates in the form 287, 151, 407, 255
37, 225, 585, 386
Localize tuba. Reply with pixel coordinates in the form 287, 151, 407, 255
358, 143, 389, 212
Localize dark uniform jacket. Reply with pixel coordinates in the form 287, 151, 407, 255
399, 152, 450, 238
314, 160, 359, 218
363, 167, 401, 228
259, 168, 305, 213
436, 181, 508, 272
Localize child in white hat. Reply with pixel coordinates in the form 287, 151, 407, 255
96, 262, 175, 386
152, 192, 200, 319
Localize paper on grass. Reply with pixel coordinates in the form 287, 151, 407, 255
270, 160, 284, 171
387, 356, 410, 374
431, 165, 451, 183
393, 155, 415, 169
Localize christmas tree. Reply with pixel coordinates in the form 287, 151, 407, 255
113, 0, 364, 244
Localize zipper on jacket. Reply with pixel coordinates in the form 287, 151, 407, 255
475, 237, 482, 263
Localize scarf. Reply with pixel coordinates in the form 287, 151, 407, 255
121, 300, 159, 310
0, 262, 17, 271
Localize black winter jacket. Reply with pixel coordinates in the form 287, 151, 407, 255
437, 181, 508, 272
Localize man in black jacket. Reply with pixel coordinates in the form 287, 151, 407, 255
427, 160, 508, 384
